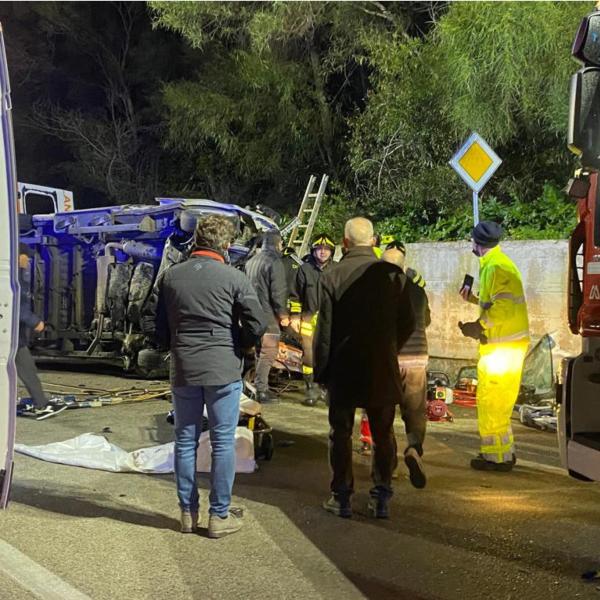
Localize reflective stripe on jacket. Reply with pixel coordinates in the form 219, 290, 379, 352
478, 245, 529, 344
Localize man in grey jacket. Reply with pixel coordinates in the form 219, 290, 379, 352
154, 215, 267, 538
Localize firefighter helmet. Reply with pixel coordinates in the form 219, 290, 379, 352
311, 233, 335, 250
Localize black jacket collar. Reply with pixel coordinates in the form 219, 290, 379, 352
341, 246, 377, 260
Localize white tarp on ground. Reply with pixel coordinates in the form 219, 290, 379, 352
14, 427, 256, 474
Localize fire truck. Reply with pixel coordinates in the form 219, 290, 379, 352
558, 9, 600, 480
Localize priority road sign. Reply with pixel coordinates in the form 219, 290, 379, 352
449, 132, 502, 224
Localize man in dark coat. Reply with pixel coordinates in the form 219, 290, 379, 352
244, 230, 290, 403
154, 215, 268, 538
314, 217, 415, 519
383, 244, 431, 489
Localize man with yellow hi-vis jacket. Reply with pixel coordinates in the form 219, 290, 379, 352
459, 221, 529, 472
290, 233, 335, 405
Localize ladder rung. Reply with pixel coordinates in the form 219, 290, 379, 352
303, 209, 313, 213
298, 224, 308, 228
307, 193, 318, 198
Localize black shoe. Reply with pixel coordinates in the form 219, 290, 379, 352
256, 391, 279, 404
322, 495, 352, 518
302, 375, 319, 406
404, 447, 427, 489
470, 454, 513, 472
302, 396, 318, 406
367, 495, 390, 519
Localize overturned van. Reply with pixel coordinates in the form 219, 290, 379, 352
19, 197, 278, 375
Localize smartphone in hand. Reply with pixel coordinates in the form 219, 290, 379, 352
459, 274, 474, 300
461, 274, 474, 293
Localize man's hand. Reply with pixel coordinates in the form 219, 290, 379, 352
280, 316, 291, 328
458, 320, 484, 341
459, 287, 477, 303
289, 318, 301, 333
33, 321, 45, 333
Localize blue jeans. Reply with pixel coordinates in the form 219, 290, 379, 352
173, 381, 242, 516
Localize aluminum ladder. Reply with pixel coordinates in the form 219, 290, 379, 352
286, 174, 329, 258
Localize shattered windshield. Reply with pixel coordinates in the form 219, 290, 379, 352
520, 334, 555, 401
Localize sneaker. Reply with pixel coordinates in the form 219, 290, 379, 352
322, 495, 352, 518
367, 495, 390, 519
17, 398, 35, 416
208, 510, 243, 539
180, 511, 198, 534
470, 454, 513, 472
35, 403, 68, 421
404, 447, 427, 489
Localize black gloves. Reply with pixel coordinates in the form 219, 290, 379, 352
459, 320, 486, 343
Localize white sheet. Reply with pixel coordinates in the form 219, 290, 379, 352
15, 427, 256, 474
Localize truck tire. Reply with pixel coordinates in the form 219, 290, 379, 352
136, 348, 168, 377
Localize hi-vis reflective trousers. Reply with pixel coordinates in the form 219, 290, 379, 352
476, 340, 528, 463
300, 316, 318, 375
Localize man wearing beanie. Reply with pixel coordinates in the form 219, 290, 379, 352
459, 220, 529, 472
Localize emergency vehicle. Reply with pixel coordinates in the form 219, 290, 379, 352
558, 9, 600, 480
17, 182, 74, 214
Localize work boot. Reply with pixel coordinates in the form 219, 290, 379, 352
256, 390, 279, 404
208, 509, 243, 539
302, 374, 320, 406
470, 454, 513, 472
367, 493, 390, 519
404, 446, 427, 489
180, 510, 198, 533
322, 494, 352, 518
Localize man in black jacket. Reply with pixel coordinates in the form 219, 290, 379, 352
15, 244, 67, 419
290, 233, 335, 405
382, 244, 431, 489
244, 230, 290, 403
314, 217, 415, 519
154, 215, 267, 539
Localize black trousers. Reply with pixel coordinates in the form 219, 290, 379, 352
15, 346, 47, 409
328, 399, 397, 499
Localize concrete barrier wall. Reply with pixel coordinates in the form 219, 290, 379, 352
405, 240, 579, 360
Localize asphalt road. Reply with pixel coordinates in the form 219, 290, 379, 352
0, 367, 598, 600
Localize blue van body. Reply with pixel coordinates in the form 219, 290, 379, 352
19, 197, 277, 375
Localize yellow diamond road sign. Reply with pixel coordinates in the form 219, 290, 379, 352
449, 132, 501, 193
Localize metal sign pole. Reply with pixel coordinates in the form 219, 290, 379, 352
472, 190, 479, 225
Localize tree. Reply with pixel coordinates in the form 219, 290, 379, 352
1, 1, 192, 206
150, 1, 444, 208
348, 1, 588, 236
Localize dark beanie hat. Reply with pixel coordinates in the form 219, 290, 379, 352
471, 221, 503, 248
18, 242, 33, 257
